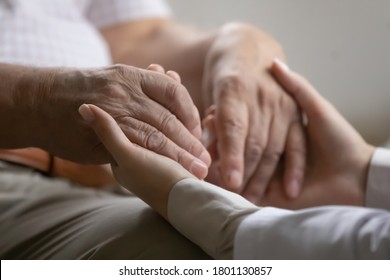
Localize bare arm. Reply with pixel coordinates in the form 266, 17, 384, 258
0, 63, 209, 178
0, 63, 53, 149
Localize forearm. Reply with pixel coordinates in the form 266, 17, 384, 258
0, 63, 52, 148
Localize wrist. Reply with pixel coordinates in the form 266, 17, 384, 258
364, 147, 390, 210
351, 144, 375, 206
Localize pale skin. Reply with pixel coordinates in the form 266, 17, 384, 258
80, 59, 375, 216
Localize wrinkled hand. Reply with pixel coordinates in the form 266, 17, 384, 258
261, 60, 375, 209
79, 102, 193, 219
23, 64, 210, 179
202, 23, 306, 202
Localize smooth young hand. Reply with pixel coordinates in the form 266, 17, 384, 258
262, 59, 375, 209
79, 101, 194, 219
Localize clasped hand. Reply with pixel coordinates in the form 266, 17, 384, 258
80, 60, 374, 212
202, 23, 306, 203
25, 64, 210, 178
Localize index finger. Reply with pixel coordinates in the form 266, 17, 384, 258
216, 96, 249, 190
141, 70, 202, 139
79, 104, 134, 164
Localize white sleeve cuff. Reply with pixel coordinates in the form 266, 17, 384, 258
167, 178, 258, 259
234, 207, 292, 259
366, 148, 390, 211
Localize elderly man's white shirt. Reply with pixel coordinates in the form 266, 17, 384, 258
0, 0, 171, 67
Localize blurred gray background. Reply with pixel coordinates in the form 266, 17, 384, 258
167, 0, 390, 145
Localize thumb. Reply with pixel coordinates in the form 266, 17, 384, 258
78, 104, 133, 164
272, 58, 335, 121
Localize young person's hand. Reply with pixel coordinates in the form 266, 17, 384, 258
79, 101, 194, 219
261, 59, 375, 209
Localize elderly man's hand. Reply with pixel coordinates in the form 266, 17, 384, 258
202, 23, 306, 203
16, 64, 210, 179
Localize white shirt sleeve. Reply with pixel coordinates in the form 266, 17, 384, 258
86, 0, 172, 28
234, 206, 390, 259
167, 178, 258, 259
365, 148, 390, 211
168, 177, 390, 260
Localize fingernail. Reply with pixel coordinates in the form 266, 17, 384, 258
287, 179, 300, 198
274, 58, 290, 72
79, 104, 95, 123
199, 150, 212, 167
190, 159, 208, 179
226, 169, 242, 189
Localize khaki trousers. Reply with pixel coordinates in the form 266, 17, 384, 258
0, 162, 210, 259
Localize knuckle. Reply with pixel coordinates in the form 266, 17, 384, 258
217, 74, 249, 97
163, 82, 198, 129
245, 140, 265, 164
159, 112, 180, 136
163, 82, 185, 109
183, 135, 199, 156
143, 128, 168, 152
159, 111, 201, 156
262, 150, 282, 165
257, 84, 279, 109
175, 148, 188, 166
105, 83, 129, 101
288, 141, 307, 157
220, 116, 247, 135
111, 64, 128, 77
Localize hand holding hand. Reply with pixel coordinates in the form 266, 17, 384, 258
202, 23, 306, 202
79, 102, 194, 219
22, 64, 210, 179
262, 59, 375, 209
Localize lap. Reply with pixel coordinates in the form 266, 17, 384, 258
0, 162, 209, 259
